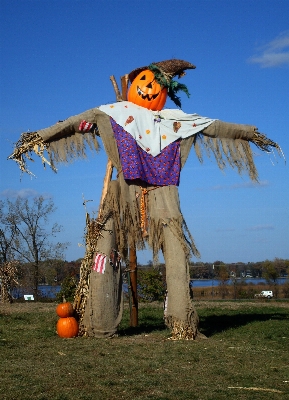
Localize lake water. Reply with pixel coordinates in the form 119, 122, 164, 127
12, 285, 61, 299
13, 277, 288, 299
190, 277, 287, 288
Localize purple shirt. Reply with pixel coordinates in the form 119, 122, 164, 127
111, 118, 180, 186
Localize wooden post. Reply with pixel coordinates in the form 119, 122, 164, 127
96, 74, 121, 217
98, 159, 113, 217
110, 75, 123, 102
129, 247, 138, 327
121, 74, 129, 101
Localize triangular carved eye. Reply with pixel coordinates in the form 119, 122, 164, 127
140, 75, 146, 80
146, 82, 152, 88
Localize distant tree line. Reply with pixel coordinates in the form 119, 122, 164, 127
188, 259, 289, 281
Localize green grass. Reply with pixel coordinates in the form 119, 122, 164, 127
0, 301, 289, 400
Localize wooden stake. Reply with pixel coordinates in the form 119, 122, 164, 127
98, 159, 113, 217
110, 75, 123, 102
121, 74, 129, 101
96, 74, 123, 217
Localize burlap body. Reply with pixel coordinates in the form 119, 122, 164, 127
82, 181, 123, 338
148, 185, 199, 338
91, 111, 201, 337
10, 106, 279, 338
39, 109, 260, 337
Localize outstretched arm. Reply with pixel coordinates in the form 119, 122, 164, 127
181, 119, 283, 182
8, 108, 115, 174
202, 120, 281, 152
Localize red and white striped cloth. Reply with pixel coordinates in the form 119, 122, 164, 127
79, 120, 94, 133
92, 253, 107, 274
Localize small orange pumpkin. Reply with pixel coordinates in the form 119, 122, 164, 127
128, 69, 167, 111
56, 317, 79, 338
56, 301, 74, 318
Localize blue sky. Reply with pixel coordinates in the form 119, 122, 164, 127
0, 0, 288, 264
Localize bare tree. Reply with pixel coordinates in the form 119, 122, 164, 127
0, 196, 69, 299
0, 202, 16, 263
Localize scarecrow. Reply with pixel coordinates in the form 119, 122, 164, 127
9, 59, 282, 339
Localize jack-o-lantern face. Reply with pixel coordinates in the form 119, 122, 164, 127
127, 69, 168, 111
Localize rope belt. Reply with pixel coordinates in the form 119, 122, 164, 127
116, 168, 123, 178
139, 185, 160, 237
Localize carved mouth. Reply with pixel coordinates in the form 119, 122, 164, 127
137, 86, 160, 101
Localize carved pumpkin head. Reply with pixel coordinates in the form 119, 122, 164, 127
127, 69, 168, 111
127, 59, 196, 110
